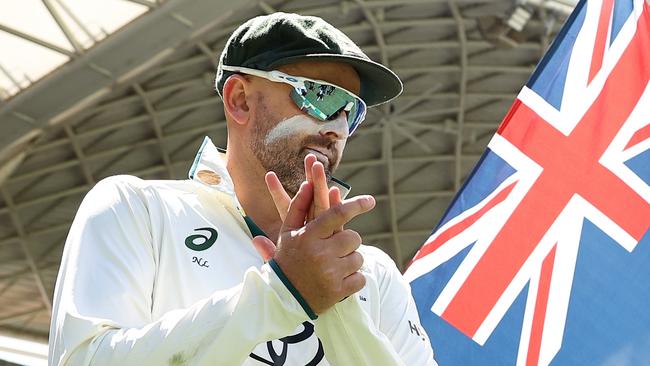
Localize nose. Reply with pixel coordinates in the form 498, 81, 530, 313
319, 112, 349, 140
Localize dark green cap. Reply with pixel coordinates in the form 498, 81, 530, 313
215, 12, 402, 107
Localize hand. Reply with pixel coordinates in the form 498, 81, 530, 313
265, 154, 342, 222
253, 181, 376, 314
253, 154, 344, 261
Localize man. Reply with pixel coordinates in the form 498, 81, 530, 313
49, 12, 436, 365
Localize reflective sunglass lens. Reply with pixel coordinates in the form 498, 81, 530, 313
289, 80, 365, 134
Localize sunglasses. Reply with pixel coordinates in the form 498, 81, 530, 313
221, 65, 367, 135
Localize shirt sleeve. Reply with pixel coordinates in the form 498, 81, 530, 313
375, 249, 437, 365
48, 176, 309, 366
313, 246, 438, 366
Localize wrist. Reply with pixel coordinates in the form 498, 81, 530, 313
269, 258, 318, 320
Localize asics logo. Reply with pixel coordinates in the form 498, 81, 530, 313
184, 227, 218, 251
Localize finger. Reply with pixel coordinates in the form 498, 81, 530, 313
329, 186, 342, 206
265, 172, 290, 221
304, 154, 317, 221
252, 235, 276, 262
338, 251, 364, 277
327, 229, 362, 257
284, 181, 314, 230
311, 161, 330, 217
304, 153, 317, 183
341, 272, 366, 297
309, 195, 376, 238
328, 187, 343, 232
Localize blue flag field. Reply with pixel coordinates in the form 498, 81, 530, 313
405, 0, 650, 365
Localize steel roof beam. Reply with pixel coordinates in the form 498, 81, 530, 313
0, 223, 71, 247
23, 98, 220, 164
133, 84, 174, 178
0, 188, 52, 313
449, 0, 468, 191
64, 125, 95, 185
0, 307, 46, 325
0, 325, 48, 342
0, 121, 229, 214
0, 0, 256, 164
54, 0, 97, 43
123, 0, 158, 8
286, 0, 498, 15
373, 190, 455, 202
363, 40, 543, 53
0, 24, 75, 57
7, 120, 224, 187
353, 0, 403, 267
383, 122, 403, 268
364, 229, 433, 243
41, 0, 84, 54
0, 261, 60, 282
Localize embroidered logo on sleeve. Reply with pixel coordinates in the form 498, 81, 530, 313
184, 227, 218, 251
249, 322, 324, 365
409, 320, 426, 342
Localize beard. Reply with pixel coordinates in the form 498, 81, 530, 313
249, 96, 340, 196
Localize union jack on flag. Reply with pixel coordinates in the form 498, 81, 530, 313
404, 0, 650, 365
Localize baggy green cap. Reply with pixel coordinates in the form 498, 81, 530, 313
215, 12, 402, 107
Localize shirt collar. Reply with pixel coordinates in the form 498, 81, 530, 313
188, 137, 240, 207
188, 136, 351, 200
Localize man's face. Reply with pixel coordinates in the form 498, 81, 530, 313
248, 61, 361, 195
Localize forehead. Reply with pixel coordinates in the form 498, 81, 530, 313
277, 61, 361, 95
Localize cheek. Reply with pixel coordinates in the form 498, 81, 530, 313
264, 114, 321, 145
336, 140, 346, 156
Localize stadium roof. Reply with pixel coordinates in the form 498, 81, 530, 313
0, 0, 156, 98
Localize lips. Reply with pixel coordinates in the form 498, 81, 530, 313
304, 147, 332, 168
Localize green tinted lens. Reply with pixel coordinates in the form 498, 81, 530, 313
289, 81, 362, 132
290, 91, 328, 121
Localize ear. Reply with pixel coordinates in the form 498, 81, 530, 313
222, 74, 251, 126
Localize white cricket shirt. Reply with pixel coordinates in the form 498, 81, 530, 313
48, 137, 436, 365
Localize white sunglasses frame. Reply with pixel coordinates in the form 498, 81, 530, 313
220, 65, 367, 132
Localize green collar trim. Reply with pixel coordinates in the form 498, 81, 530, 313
243, 215, 268, 239
244, 215, 317, 320
269, 259, 318, 320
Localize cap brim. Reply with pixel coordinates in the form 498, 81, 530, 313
269, 54, 403, 108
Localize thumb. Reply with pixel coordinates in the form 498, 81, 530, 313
252, 235, 276, 262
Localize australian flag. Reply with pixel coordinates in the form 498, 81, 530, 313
404, 0, 650, 365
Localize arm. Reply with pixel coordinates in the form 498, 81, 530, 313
374, 247, 437, 365
48, 176, 308, 366
313, 247, 437, 366
264, 159, 437, 364
314, 295, 405, 366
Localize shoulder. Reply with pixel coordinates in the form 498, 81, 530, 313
83, 175, 149, 207
90, 174, 147, 193
81, 175, 192, 216
71, 176, 147, 222
80, 176, 206, 222
86, 175, 194, 202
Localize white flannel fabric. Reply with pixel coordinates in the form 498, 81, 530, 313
48, 137, 436, 366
